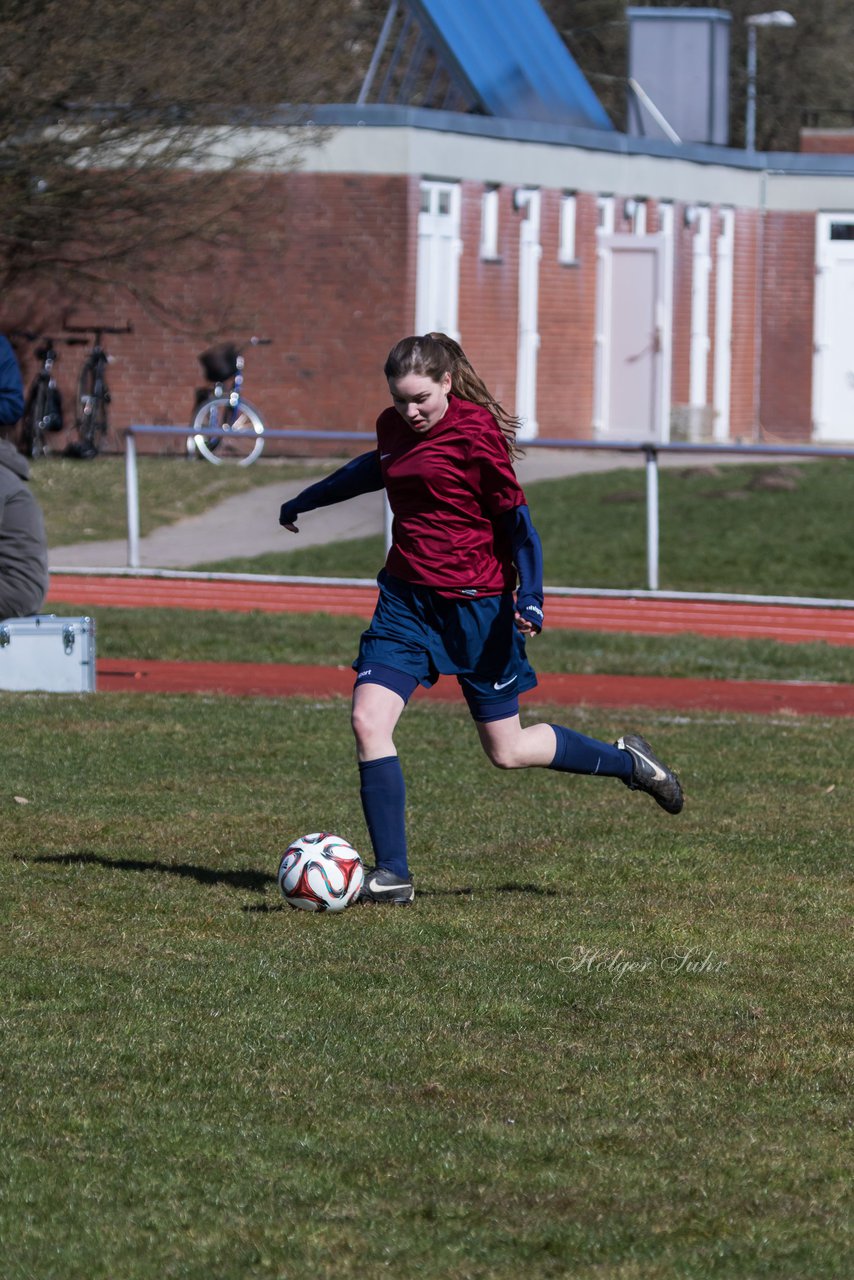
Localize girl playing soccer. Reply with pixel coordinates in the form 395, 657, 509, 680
279, 333, 683, 904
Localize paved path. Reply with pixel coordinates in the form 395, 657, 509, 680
48, 448, 729, 571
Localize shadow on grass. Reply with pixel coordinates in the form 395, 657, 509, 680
495, 882, 560, 896
246, 880, 562, 912
21, 855, 563, 904
19, 852, 274, 894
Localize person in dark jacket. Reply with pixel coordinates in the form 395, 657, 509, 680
0, 335, 24, 427
0, 337, 48, 617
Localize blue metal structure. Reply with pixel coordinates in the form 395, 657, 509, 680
360, 0, 614, 130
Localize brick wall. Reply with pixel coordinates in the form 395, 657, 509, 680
456, 185, 601, 440
536, 191, 598, 439
671, 208, 695, 410
758, 212, 815, 439
730, 209, 760, 439
1, 165, 822, 454
800, 130, 854, 154
4, 172, 415, 454
457, 181, 519, 417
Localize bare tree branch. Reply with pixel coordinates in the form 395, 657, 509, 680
0, 0, 385, 313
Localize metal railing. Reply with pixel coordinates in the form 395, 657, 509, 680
124, 425, 378, 571
123, 425, 854, 606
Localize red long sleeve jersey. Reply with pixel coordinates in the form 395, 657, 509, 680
377, 395, 526, 598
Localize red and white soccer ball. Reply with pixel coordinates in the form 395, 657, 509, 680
277, 832, 364, 912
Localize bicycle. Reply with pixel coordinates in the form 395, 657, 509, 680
63, 321, 133, 457
188, 336, 271, 466
12, 330, 87, 459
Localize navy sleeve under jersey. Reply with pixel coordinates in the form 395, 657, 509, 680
279, 450, 382, 527
377, 395, 526, 597
0, 337, 24, 426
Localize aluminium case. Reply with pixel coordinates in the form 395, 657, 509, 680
0, 614, 96, 692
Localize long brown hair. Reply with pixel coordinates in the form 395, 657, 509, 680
384, 332, 522, 459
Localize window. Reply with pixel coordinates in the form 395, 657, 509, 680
626, 198, 647, 235
416, 181, 462, 337
558, 192, 577, 263
597, 195, 615, 235
480, 186, 500, 260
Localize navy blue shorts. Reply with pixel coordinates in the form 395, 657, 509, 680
353, 571, 537, 722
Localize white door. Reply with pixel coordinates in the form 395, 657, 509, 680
515, 189, 542, 440
415, 181, 462, 339
594, 233, 667, 439
814, 213, 854, 441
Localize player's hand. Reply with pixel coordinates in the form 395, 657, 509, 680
279, 500, 300, 532
515, 608, 542, 637
515, 599, 544, 636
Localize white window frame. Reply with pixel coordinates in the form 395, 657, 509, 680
558, 192, 577, 264
480, 186, 500, 260
514, 188, 542, 440
687, 205, 712, 411
415, 180, 462, 338
713, 208, 735, 440
658, 202, 675, 443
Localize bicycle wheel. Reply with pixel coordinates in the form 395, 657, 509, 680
191, 397, 265, 466
21, 382, 48, 459
77, 362, 109, 454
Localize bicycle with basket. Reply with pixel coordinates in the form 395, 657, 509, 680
188, 336, 271, 466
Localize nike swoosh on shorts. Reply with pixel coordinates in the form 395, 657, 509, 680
493, 675, 518, 691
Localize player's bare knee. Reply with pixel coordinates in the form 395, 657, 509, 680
351, 704, 390, 756
350, 703, 372, 749
482, 740, 521, 770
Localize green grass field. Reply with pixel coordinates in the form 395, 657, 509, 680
33, 454, 854, 598
2, 692, 851, 1279
8, 453, 852, 1275
31, 454, 324, 546
194, 459, 854, 599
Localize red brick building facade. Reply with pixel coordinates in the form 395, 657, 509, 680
6, 111, 854, 450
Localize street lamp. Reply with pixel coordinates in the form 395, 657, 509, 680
745, 11, 797, 152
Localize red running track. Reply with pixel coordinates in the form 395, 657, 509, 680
48, 575, 854, 647
95, 658, 854, 715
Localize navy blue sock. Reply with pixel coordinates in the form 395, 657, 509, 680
548, 724, 633, 781
358, 755, 409, 878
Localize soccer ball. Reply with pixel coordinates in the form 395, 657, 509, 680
277, 832, 364, 912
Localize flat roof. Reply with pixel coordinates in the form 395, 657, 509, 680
289, 102, 854, 177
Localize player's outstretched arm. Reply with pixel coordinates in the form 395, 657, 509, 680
504, 504, 544, 635
279, 449, 383, 532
